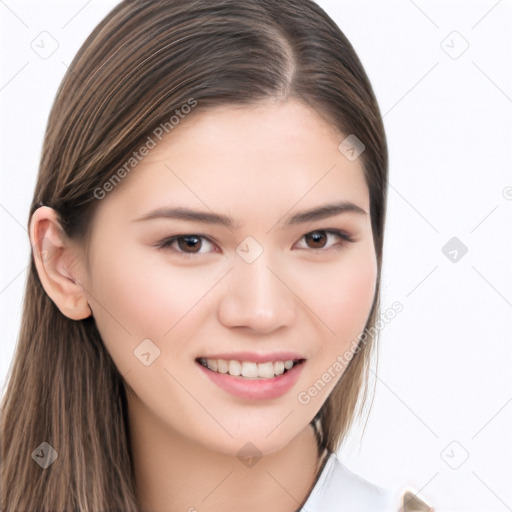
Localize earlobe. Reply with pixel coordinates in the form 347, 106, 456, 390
29, 206, 92, 321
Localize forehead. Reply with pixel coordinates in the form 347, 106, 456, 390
144, 99, 345, 167
91, 98, 369, 228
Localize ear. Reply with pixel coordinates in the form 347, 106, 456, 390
29, 206, 92, 320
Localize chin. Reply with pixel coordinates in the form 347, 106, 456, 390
195, 422, 304, 458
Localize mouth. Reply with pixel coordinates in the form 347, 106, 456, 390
195, 355, 307, 400
195, 357, 306, 380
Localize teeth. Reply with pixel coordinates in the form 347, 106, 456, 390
256, 361, 274, 379
217, 359, 229, 373
241, 361, 258, 378
274, 361, 285, 376
201, 358, 299, 379
228, 360, 241, 376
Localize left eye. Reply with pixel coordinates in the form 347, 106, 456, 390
156, 229, 353, 257
295, 230, 353, 251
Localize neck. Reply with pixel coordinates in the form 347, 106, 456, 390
126, 389, 323, 512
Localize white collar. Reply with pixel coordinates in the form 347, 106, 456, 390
299, 452, 397, 511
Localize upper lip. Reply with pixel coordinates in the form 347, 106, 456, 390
196, 351, 306, 364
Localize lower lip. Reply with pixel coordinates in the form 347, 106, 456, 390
197, 360, 305, 400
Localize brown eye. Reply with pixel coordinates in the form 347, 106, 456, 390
157, 234, 216, 256
295, 229, 354, 252
304, 231, 328, 249
177, 235, 202, 253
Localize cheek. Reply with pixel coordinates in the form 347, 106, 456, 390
333, 257, 377, 338
296, 247, 377, 343
86, 243, 226, 371
86, 249, 173, 359
292, 247, 377, 409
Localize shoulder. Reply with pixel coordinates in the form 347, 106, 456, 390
301, 452, 397, 512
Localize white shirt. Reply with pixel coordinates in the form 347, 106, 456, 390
299, 452, 397, 511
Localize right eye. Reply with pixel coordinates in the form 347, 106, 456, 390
156, 234, 219, 257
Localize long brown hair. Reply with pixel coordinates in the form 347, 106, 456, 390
0, 0, 387, 510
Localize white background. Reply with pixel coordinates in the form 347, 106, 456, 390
1, 1, 511, 510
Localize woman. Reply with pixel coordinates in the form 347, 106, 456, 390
0, 0, 398, 510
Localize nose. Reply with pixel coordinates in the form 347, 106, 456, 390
217, 253, 296, 334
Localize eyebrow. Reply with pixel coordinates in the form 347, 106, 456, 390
133, 200, 367, 228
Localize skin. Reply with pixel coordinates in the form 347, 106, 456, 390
30, 97, 377, 512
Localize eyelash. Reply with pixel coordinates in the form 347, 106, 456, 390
155, 229, 355, 258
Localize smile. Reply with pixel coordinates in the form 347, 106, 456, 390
197, 357, 304, 379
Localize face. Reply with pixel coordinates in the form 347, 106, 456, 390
75, 98, 377, 456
